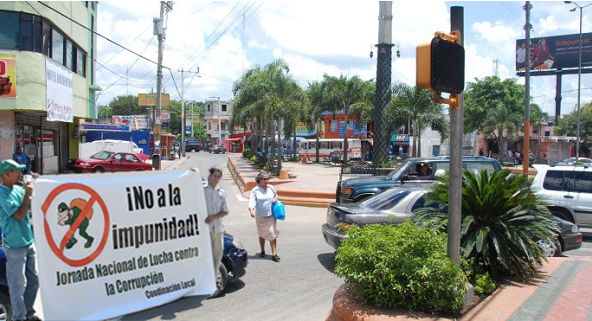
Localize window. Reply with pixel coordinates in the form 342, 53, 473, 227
432, 145, 440, 156
125, 154, 139, 163
42, 20, 51, 56
207, 105, 211, 112
361, 189, 410, 212
208, 122, 211, 130
545, 131, 551, 136
331, 141, 340, 149
465, 162, 496, 175
330, 120, 337, 132
52, 29, 64, 64
75, 47, 85, 76
19, 13, 34, 51
574, 172, 592, 193
320, 142, 328, 149
543, 170, 575, 192
66, 39, 74, 70
0, 11, 19, 50
222, 104, 227, 112
221, 122, 226, 130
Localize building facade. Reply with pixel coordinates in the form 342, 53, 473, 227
0, 1, 99, 174
204, 99, 232, 145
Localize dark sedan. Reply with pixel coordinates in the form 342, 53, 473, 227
322, 187, 582, 256
211, 232, 248, 297
68, 151, 153, 173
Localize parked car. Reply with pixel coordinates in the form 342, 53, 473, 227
336, 156, 502, 203
322, 186, 582, 256
185, 138, 202, 152
212, 232, 248, 297
532, 165, 592, 228
209, 145, 226, 154
67, 151, 153, 173
556, 157, 592, 165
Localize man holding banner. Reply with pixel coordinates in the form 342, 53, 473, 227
0, 160, 41, 321
202, 167, 229, 276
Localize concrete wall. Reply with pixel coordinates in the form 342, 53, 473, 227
0, 111, 16, 161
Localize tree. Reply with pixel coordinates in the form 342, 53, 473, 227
554, 101, 592, 156
108, 95, 148, 116
97, 104, 112, 117
305, 81, 327, 162
388, 83, 449, 157
192, 123, 208, 141
323, 74, 374, 162
530, 103, 551, 158
464, 76, 524, 155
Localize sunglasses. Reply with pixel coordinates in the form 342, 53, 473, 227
262, 178, 270, 181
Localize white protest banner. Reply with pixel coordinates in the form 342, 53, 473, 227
45, 57, 73, 122
31, 170, 215, 321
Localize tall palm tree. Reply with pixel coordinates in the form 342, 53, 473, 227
306, 81, 327, 162
323, 74, 374, 162
389, 83, 449, 157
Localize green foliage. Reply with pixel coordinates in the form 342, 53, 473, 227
288, 156, 301, 161
335, 222, 467, 315
192, 123, 208, 141
413, 170, 559, 281
555, 102, 592, 149
378, 161, 398, 168
474, 273, 496, 296
97, 105, 112, 117
250, 156, 258, 162
108, 95, 147, 116
464, 76, 524, 154
242, 149, 252, 159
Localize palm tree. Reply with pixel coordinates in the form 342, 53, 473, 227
323, 74, 374, 163
305, 81, 327, 162
413, 169, 559, 281
388, 83, 449, 157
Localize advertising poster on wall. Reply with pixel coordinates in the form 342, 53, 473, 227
516, 33, 592, 72
0, 54, 16, 98
31, 170, 216, 320
46, 57, 74, 122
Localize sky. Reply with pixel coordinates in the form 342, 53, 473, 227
94, 1, 592, 119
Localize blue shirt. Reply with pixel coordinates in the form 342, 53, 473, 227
0, 185, 34, 248
13, 152, 29, 165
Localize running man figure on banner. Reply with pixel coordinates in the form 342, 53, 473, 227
57, 199, 95, 249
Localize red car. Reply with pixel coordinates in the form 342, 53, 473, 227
68, 151, 153, 173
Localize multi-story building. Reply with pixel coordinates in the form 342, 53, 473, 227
204, 99, 232, 145
0, 1, 99, 174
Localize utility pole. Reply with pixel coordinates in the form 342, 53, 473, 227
523, 1, 532, 175
373, 1, 393, 166
154, 1, 172, 169
210, 96, 221, 145
448, 6, 464, 266
179, 68, 199, 157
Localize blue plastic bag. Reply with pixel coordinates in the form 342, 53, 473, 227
272, 200, 286, 220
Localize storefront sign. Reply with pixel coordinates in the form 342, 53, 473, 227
112, 115, 149, 130
138, 93, 170, 107
46, 58, 73, 122
82, 123, 131, 132
0, 54, 16, 98
391, 134, 410, 142
31, 170, 216, 320
353, 121, 367, 136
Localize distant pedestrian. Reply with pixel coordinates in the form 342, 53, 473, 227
0, 160, 41, 321
479, 148, 484, 156
488, 150, 492, 158
249, 172, 280, 262
201, 166, 229, 276
399, 145, 404, 155
12, 147, 30, 174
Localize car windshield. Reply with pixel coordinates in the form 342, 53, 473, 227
387, 159, 412, 180
360, 189, 411, 211
90, 151, 115, 160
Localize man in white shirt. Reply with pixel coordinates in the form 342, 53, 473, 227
202, 166, 229, 276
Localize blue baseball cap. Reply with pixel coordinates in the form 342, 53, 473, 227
0, 160, 26, 175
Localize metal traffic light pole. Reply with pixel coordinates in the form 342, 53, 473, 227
448, 6, 464, 266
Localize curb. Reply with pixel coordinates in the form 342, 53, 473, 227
228, 156, 335, 207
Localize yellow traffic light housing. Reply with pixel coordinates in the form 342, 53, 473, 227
416, 31, 464, 109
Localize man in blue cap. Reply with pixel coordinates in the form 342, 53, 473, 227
0, 159, 41, 321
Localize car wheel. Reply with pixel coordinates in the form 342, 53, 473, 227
210, 263, 229, 298
92, 167, 105, 173
551, 209, 574, 224
0, 291, 13, 321
536, 238, 560, 257
223, 151, 226, 154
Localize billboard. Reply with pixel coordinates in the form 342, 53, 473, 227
0, 54, 16, 98
138, 93, 170, 106
516, 33, 592, 72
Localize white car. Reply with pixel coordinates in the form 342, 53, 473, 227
532, 165, 592, 228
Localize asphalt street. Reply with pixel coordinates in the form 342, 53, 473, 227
121, 152, 342, 321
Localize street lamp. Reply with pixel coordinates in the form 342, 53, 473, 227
565, 1, 592, 160
209, 96, 221, 145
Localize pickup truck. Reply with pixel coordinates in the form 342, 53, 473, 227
185, 138, 202, 152
336, 156, 502, 203
210, 145, 226, 154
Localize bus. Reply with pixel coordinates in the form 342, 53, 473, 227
299, 138, 364, 161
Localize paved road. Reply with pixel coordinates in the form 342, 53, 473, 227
563, 231, 592, 257
122, 152, 342, 321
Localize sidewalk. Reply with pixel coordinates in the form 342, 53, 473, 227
227, 154, 340, 207
328, 256, 592, 320
160, 155, 189, 171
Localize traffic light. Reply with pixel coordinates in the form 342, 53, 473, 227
417, 33, 465, 95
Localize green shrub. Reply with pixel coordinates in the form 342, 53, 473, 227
242, 149, 252, 158
474, 273, 496, 296
250, 156, 258, 162
288, 157, 301, 162
335, 222, 467, 315
413, 169, 559, 281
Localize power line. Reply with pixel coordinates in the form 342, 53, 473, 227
97, 23, 152, 71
